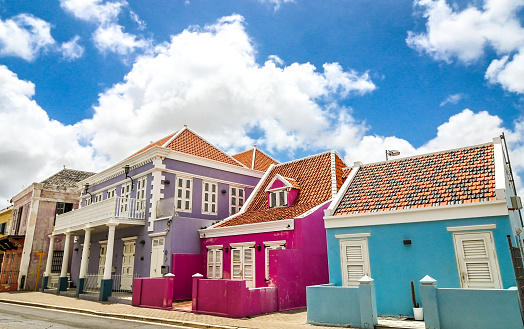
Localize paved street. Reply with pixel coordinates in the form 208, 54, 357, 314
0, 291, 424, 329
0, 302, 191, 329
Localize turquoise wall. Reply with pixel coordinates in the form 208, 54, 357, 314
307, 284, 361, 327
326, 215, 516, 316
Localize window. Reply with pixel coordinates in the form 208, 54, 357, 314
136, 176, 147, 211
202, 181, 217, 214
230, 187, 245, 215
175, 177, 192, 211
94, 193, 103, 203
0, 222, 7, 235
120, 182, 131, 213
51, 250, 64, 273
340, 239, 370, 287
106, 188, 116, 199
269, 189, 287, 208
264, 241, 286, 281
207, 246, 223, 279
54, 202, 73, 225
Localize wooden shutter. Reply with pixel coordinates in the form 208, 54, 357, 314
340, 239, 370, 287
232, 248, 242, 279
454, 232, 502, 289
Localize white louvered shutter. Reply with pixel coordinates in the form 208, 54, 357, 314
232, 248, 242, 279
340, 239, 370, 287
454, 232, 502, 289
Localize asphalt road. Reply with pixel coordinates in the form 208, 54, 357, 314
0, 302, 190, 329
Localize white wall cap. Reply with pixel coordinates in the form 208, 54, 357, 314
358, 275, 374, 284
164, 273, 175, 277
192, 273, 204, 278
420, 275, 437, 285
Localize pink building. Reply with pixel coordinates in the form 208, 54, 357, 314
197, 151, 347, 313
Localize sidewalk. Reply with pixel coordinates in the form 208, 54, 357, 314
0, 291, 424, 329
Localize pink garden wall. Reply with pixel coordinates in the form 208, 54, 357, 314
200, 202, 330, 311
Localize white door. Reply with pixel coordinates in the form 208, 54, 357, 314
231, 246, 254, 288
453, 231, 502, 289
121, 241, 135, 290
97, 244, 107, 287
149, 237, 165, 278
340, 239, 370, 287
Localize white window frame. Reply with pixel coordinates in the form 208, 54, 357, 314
106, 188, 116, 199
264, 240, 286, 281
230, 187, 245, 215
136, 175, 147, 211
269, 189, 287, 208
94, 192, 103, 203
84, 196, 92, 206
339, 237, 371, 287
206, 245, 223, 279
175, 177, 192, 212
202, 181, 217, 215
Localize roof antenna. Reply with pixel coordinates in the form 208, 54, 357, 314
63, 165, 66, 169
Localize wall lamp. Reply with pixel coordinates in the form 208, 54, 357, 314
84, 183, 93, 202
256, 244, 262, 251
385, 150, 400, 161
123, 165, 134, 190
224, 246, 229, 253
139, 240, 145, 245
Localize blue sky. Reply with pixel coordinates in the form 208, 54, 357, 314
1, 0, 524, 208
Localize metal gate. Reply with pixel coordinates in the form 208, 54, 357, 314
507, 235, 524, 320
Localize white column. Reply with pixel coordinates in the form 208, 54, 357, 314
103, 224, 118, 280
79, 228, 92, 279
60, 232, 71, 278
44, 235, 55, 277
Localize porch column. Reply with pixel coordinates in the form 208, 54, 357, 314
76, 227, 92, 297
57, 232, 71, 293
41, 235, 55, 292
100, 223, 117, 301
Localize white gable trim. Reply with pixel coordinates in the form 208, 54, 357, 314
493, 137, 507, 201
325, 200, 508, 228
265, 174, 295, 192
200, 218, 294, 238
325, 165, 360, 217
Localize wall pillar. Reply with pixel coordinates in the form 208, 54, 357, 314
76, 227, 92, 297
192, 273, 203, 312
41, 235, 55, 292
100, 223, 117, 301
358, 275, 378, 329
57, 232, 71, 293
420, 275, 440, 329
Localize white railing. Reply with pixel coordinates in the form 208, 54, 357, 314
54, 197, 146, 231
83, 273, 140, 294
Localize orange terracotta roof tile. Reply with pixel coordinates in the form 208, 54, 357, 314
233, 147, 279, 171
127, 128, 245, 167
216, 151, 346, 227
334, 144, 496, 216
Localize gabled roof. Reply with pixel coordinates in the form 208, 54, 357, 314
215, 151, 346, 227
333, 143, 496, 216
40, 168, 96, 189
265, 174, 301, 191
233, 146, 279, 171
128, 127, 245, 167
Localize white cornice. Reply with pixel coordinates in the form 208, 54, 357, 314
199, 218, 294, 238
11, 183, 36, 203
447, 224, 497, 232
324, 200, 509, 229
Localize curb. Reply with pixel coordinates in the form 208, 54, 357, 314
0, 298, 245, 329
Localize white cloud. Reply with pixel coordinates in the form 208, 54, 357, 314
0, 14, 55, 61
60, 0, 150, 56
76, 15, 375, 161
259, 0, 294, 11
0, 65, 108, 208
60, 35, 85, 60
440, 93, 465, 106
407, 0, 524, 93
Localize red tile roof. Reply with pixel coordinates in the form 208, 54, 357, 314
233, 147, 279, 171
128, 128, 245, 167
334, 143, 496, 216
216, 151, 346, 227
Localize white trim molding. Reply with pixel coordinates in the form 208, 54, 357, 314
493, 137, 507, 201
206, 244, 223, 249
325, 200, 508, 229
121, 236, 138, 241
447, 224, 497, 232
324, 165, 360, 217
230, 241, 256, 248
335, 233, 371, 239
148, 231, 167, 237
263, 240, 286, 246
200, 218, 294, 238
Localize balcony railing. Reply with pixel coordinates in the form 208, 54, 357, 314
54, 197, 146, 231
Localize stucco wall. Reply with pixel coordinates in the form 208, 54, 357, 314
325, 215, 516, 316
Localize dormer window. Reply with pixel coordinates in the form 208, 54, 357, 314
269, 189, 287, 208
265, 174, 300, 209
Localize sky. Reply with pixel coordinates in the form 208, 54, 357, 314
1, 0, 524, 208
